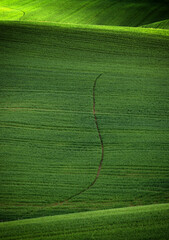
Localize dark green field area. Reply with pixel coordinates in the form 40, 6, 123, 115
0, 22, 169, 222
1, 204, 169, 240
0, 0, 169, 27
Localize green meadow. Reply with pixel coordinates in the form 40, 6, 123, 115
1, 204, 169, 240
0, 0, 169, 26
142, 19, 169, 29
0, 0, 169, 239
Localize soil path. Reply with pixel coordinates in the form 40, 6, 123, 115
52, 73, 104, 206
19, 9, 25, 21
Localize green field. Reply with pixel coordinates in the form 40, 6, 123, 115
0, 0, 169, 27
0, 0, 169, 239
142, 19, 169, 29
1, 204, 169, 240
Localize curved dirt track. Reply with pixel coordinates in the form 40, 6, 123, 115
52, 73, 104, 206
19, 9, 25, 21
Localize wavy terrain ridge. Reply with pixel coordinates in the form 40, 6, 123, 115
0, 0, 169, 27
0, 203, 169, 240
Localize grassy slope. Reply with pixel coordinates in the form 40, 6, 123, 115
0, 1, 169, 239
0, 6, 23, 21
0, 204, 169, 240
142, 19, 169, 29
0, 0, 169, 27
0, 21, 169, 221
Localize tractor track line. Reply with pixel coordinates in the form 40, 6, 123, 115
43, 73, 103, 207
55, 73, 104, 205
45, 73, 104, 207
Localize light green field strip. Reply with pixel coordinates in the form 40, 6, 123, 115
0, 204, 169, 240
0, 0, 169, 27
0, 21, 169, 221
142, 19, 169, 29
0, 7, 23, 21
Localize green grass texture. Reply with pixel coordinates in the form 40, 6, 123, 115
142, 19, 169, 29
0, 0, 169, 27
0, 1, 169, 239
0, 204, 169, 240
0, 21, 169, 221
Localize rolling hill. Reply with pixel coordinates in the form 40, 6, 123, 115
0, 0, 169, 239
142, 19, 169, 29
1, 204, 169, 240
0, 0, 169, 27
0, 20, 169, 222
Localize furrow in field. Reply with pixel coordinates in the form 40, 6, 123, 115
51, 74, 104, 205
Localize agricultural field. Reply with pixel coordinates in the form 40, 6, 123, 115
142, 19, 169, 29
0, 0, 169, 27
1, 204, 169, 240
0, 0, 169, 239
